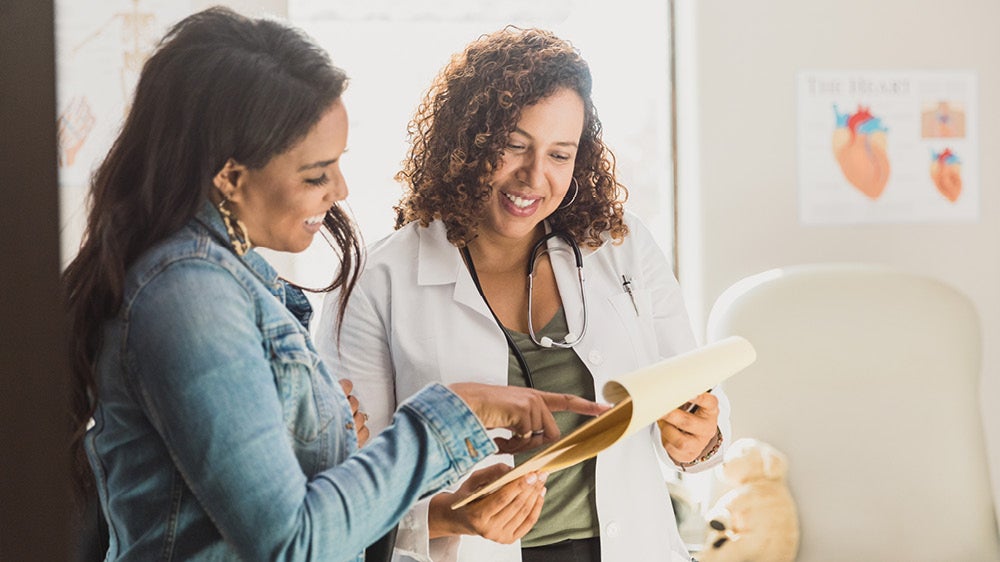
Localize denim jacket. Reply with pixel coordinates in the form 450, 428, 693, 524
85, 202, 497, 561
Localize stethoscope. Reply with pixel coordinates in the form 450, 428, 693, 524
461, 230, 588, 388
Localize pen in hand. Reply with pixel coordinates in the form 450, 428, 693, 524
682, 388, 713, 413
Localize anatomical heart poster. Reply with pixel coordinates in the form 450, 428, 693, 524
797, 70, 978, 225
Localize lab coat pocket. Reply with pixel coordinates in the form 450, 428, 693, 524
608, 288, 658, 363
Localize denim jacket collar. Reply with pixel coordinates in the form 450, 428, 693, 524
192, 200, 312, 327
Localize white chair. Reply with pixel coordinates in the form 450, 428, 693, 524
706, 263, 999, 562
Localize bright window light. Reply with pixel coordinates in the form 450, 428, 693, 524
284, 0, 675, 315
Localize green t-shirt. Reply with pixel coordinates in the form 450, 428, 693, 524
507, 308, 599, 547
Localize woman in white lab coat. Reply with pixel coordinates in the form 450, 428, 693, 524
317, 27, 729, 562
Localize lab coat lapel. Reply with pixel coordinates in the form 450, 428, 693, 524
416, 221, 493, 320
414, 221, 508, 388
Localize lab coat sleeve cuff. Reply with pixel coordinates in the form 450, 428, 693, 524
653, 424, 728, 474
655, 384, 732, 473
393, 498, 460, 562
429, 535, 461, 562
392, 499, 431, 562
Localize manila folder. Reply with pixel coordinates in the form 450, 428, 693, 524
451, 335, 756, 509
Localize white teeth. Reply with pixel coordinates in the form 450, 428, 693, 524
504, 192, 536, 209
305, 213, 325, 225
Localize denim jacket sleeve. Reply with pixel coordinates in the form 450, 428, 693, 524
318, 274, 446, 562
124, 258, 496, 561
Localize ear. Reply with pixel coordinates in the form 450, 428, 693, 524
761, 448, 774, 478
761, 445, 788, 479
213, 158, 249, 202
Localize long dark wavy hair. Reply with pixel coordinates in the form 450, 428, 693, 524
394, 26, 628, 248
62, 6, 362, 496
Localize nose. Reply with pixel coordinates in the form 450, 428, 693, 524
325, 167, 349, 203
516, 151, 546, 189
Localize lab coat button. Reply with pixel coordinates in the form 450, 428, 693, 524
588, 350, 604, 365
605, 522, 620, 538
401, 513, 415, 529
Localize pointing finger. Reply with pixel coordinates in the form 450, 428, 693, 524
539, 391, 610, 417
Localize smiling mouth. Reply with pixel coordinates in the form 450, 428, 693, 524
503, 192, 539, 209
304, 213, 326, 225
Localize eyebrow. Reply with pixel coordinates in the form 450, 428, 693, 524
297, 158, 337, 172
512, 127, 579, 148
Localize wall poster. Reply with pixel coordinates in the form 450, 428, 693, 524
797, 70, 978, 225
56, 0, 192, 265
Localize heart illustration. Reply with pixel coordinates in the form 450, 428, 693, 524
930, 148, 962, 202
832, 105, 891, 200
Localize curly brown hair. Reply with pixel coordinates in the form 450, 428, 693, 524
393, 26, 628, 249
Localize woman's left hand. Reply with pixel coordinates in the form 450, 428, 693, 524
428, 464, 547, 543
657, 391, 719, 464
339, 378, 370, 447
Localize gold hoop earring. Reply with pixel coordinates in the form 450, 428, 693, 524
217, 197, 252, 256
557, 177, 580, 210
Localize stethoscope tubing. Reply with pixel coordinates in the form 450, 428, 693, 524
460, 230, 588, 388
526, 231, 588, 349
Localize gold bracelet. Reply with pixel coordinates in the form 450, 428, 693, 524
678, 427, 723, 472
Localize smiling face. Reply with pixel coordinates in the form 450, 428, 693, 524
217, 100, 349, 253
481, 88, 585, 245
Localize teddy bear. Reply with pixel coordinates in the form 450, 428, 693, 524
695, 437, 799, 562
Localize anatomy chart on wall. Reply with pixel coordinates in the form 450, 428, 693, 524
56, 0, 191, 264
797, 70, 978, 225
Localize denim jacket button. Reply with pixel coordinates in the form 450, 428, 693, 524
345, 422, 354, 430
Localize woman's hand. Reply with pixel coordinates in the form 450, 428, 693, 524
428, 464, 548, 544
448, 383, 609, 454
339, 379, 370, 447
657, 391, 719, 464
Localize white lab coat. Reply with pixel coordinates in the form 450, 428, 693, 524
317, 212, 730, 562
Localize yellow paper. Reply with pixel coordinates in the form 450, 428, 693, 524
451, 336, 756, 509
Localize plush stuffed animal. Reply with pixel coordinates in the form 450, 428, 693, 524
696, 438, 799, 562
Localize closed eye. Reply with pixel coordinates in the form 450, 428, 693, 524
305, 174, 329, 187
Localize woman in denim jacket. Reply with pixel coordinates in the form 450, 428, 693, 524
62, 8, 605, 561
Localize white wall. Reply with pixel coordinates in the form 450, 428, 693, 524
56, 0, 288, 269
280, 3, 676, 312
193, 0, 286, 17
676, 0, 1000, 526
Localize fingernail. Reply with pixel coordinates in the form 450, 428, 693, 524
541, 487, 547, 497
525, 473, 538, 485
538, 472, 549, 484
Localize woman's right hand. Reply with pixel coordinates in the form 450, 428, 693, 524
428, 464, 548, 544
448, 382, 609, 454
